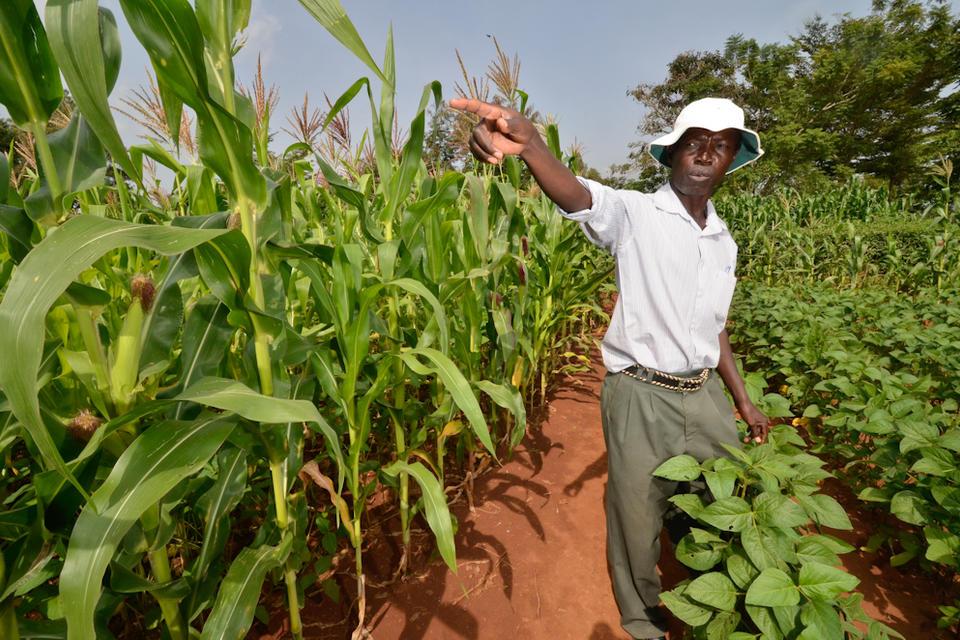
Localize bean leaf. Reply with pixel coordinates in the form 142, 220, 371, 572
745, 568, 799, 607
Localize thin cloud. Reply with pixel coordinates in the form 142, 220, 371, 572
238, 11, 282, 69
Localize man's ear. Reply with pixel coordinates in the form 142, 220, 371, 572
663, 145, 673, 167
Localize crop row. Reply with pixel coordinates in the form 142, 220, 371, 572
0, 1, 609, 638
717, 179, 959, 293
731, 282, 960, 630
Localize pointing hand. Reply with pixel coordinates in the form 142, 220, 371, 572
449, 98, 539, 164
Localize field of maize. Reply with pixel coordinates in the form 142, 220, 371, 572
0, 1, 958, 639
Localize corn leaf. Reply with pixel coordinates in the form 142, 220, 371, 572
375, 24, 396, 184
195, 0, 249, 117
295, 0, 389, 87
130, 140, 187, 179
60, 414, 236, 640
194, 230, 251, 310
199, 536, 292, 640
108, 563, 189, 598
175, 298, 234, 406
381, 81, 442, 223
196, 0, 251, 50
187, 447, 248, 617
118, 0, 205, 109
175, 377, 343, 476
0, 0, 62, 127
0, 603, 16, 640
185, 165, 219, 215
119, 0, 265, 206
23, 113, 106, 223
383, 460, 457, 572
367, 278, 449, 352
0, 206, 32, 263
1, 534, 57, 601
474, 380, 527, 448
0, 154, 7, 201
157, 76, 185, 155
396, 347, 496, 457
0, 216, 226, 499
45, 1, 140, 182
545, 123, 562, 160
400, 171, 464, 239
140, 216, 226, 373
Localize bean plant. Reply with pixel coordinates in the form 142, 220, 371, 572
731, 283, 960, 631
654, 426, 902, 640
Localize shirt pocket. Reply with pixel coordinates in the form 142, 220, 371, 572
713, 273, 738, 331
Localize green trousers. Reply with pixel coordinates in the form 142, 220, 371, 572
600, 369, 739, 640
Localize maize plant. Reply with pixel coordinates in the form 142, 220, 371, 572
0, 1, 611, 638
716, 178, 960, 293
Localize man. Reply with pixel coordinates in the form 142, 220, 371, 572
450, 96, 770, 640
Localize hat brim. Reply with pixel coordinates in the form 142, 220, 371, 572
647, 126, 763, 174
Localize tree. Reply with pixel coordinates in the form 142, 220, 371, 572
423, 103, 469, 173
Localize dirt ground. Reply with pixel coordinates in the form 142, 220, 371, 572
275, 358, 955, 640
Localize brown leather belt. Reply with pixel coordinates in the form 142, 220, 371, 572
620, 365, 710, 392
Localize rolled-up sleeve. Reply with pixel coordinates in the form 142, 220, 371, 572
556, 177, 630, 254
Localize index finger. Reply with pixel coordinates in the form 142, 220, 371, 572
448, 98, 505, 121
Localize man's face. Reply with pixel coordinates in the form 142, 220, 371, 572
667, 127, 742, 198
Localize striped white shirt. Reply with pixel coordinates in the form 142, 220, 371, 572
559, 179, 738, 374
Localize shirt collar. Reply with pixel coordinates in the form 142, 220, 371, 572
653, 182, 727, 236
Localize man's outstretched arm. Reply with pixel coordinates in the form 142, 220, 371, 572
717, 328, 770, 443
449, 98, 592, 212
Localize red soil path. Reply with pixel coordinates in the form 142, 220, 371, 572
277, 358, 954, 639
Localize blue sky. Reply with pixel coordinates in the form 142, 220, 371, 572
19, 1, 960, 171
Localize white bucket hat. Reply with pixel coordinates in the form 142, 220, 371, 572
647, 97, 763, 174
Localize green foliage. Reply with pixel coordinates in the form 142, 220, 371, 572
45, 1, 139, 183
731, 281, 960, 626
714, 177, 960, 292
0, 2, 609, 638
655, 427, 903, 639
0, 0, 63, 128
0, 1, 950, 638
